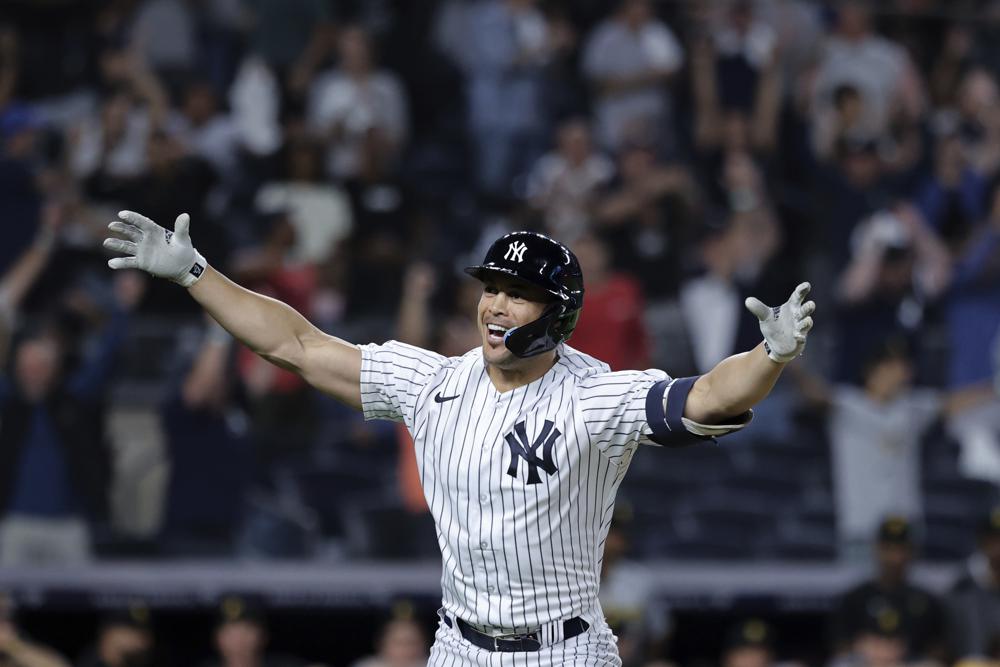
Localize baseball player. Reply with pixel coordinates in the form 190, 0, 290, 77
104, 212, 815, 665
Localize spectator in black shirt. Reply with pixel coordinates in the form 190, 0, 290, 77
201, 596, 305, 667
949, 508, 1000, 660
831, 516, 947, 661
77, 604, 155, 667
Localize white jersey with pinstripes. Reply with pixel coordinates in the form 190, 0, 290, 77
360, 340, 688, 632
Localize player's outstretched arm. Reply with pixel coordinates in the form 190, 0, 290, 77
104, 211, 362, 409
684, 282, 815, 424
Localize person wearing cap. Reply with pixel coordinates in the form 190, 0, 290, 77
948, 508, 1000, 659
828, 601, 913, 667
349, 605, 428, 667
76, 604, 154, 667
201, 596, 305, 667
721, 619, 776, 667
831, 516, 946, 661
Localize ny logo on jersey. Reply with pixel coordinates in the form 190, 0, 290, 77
505, 419, 559, 484
504, 241, 528, 263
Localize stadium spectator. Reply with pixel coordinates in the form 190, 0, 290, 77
809, 2, 924, 142
129, 0, 198, 81
679, 208, 782, 375
949, 68, 1000, 177
915, 129, 988, 249
0, 104, 44, 273
0, 271, 141, 566
229, 209, 320, 476
943, 183, 1000, 484
569, 232, 651, 371
253, 138, 353, 266
948, 508, 1000, 659
811, 84, 872, 164
721, 619, 777, 667
927, 24, 975, 110
0, 592, 71, 667
68, 50, 169, 187
307, 25, 408, 182
336, 119, 415, 325
833, 205, 950, 384
790, 336, 990, 556
158, 318, 250, 555
595, 140, 697, 299
525, 117, 615, 239
77, 604, 155, 667
0, 206, 62, 362
581, 0, 684, 151
827, 602, 918, 667
166, 79, 242, 182
453, 0, 553, 195
202, 595, 306, 667
348, 609, 427, 667
831, 517, 947, 660
810, 135, 894, 276
240, 0, 335, 104
689, 1, 781, 157
228, 54, 283, 159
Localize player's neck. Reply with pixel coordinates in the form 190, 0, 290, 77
486, 352, 558, 393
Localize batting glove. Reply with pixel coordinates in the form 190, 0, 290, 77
103, 210, 207, 288
745, 282, 815, 363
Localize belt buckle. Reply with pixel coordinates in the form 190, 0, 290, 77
494, 631, 541, 652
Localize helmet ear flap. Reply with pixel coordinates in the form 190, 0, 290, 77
503, 302, 580, 358
554, 307, 581, 342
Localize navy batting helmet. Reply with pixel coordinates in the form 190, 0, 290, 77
464, 231, 584, 358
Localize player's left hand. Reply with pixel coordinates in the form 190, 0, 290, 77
745, 282, 815, 363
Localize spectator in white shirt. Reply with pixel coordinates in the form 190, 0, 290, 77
525, 117, 614, 239
581, 0, 684, 151
810, 1, 924, 140
307, 26, 408, 181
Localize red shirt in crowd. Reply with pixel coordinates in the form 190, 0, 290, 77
569, 273, 651, 371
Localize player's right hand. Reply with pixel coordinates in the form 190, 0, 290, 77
103, 210, 207, 287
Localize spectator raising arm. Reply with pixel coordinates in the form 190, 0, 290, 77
0, 206, 63, 360
104, 211, 362, 409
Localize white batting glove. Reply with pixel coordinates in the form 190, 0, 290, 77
103, 210, 208, 288
745, 282, 816, 363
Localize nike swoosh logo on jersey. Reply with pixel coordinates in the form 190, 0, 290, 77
434, 392, 461, 403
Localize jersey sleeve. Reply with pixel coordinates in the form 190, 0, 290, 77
359, 340, 447, 426
579, 371, 753, 458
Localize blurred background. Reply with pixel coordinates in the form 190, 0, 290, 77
0, 0, 999, 665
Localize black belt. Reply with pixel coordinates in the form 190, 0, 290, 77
441, 611, 589, 652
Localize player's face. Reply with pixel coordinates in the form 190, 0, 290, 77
478, 274, 550, 368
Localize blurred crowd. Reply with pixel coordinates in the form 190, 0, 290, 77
4, 514, 1000, 666
1, 0, 1000, 663
0, 592, 430, 667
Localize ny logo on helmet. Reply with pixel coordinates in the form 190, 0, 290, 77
504, 241, 527, 262
505, 419, 559, 484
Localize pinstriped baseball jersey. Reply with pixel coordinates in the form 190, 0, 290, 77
360, 339, 741, 636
